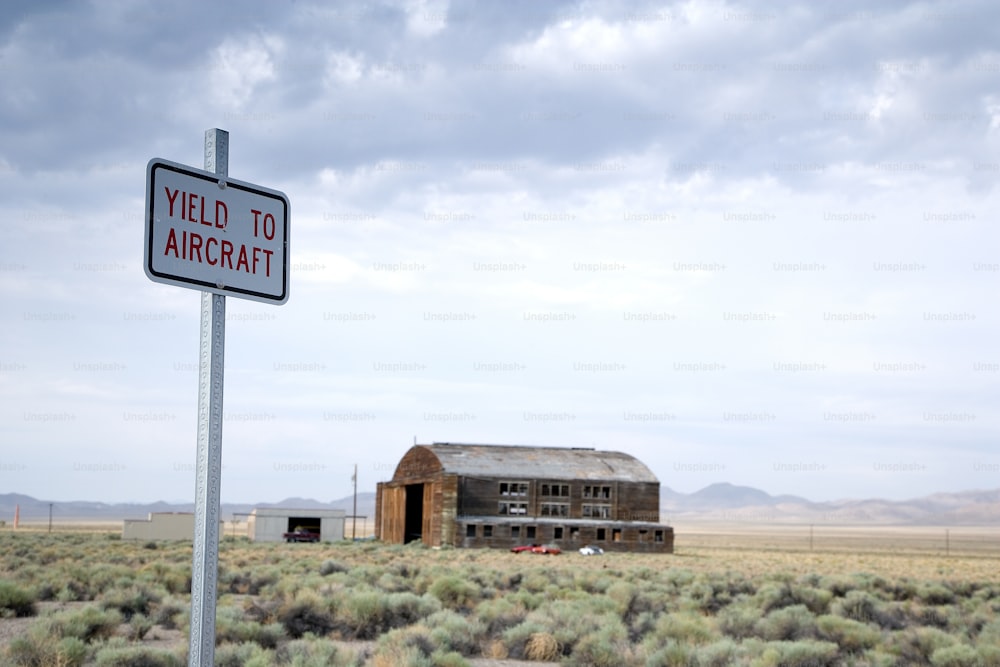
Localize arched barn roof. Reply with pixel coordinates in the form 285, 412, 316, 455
392, 442, 659, 483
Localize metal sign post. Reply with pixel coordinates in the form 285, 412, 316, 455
142, 129, 289, 667
188, 128, 228, 667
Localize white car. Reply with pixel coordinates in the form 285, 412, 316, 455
579, 545, 604, 556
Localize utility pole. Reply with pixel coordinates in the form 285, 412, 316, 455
352, 464, 358, 540
48, 503, 53, 533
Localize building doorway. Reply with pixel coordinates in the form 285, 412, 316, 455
404, 483, 424, 543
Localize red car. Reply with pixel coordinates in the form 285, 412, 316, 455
510, 544, 561, 555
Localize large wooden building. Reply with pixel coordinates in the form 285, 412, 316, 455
375, 442, 673, 553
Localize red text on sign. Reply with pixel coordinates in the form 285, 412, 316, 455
164, 187, 228, 229
163, 229, 273, 277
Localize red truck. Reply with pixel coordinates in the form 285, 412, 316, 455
283, 528, 320, 543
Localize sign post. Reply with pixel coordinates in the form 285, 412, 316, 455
143, 129, 289, 667
188, 128, 227, 667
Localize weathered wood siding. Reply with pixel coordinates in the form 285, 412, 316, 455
375, 483, 405, 543
617, 481, 661, 522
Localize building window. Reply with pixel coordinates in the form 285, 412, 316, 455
540, 483, 570, 497
570, 528, 579, 540
511, 525, 520, 539
540, 503, 569, 517
654, 530, 664, 543
526, 526, 536, 540
466, 525, 476, 538
612, 529, 622, 542
483, 525, 493, 538
638, 529, 648, 543
582, 504, 611, 519
498, 501, 528, 515
554, 527, 563, 539
596, 528, 606, 541
499, 481, 529, 496
582, 485, 611, 500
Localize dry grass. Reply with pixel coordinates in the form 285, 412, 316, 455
2, 524, 998, 666
523, 633, 560, 661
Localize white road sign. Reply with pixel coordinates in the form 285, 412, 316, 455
144, 158, 290, 304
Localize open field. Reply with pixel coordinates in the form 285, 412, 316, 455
1, 526, 998, 666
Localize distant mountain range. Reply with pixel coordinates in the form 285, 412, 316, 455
0, 493, 378, 524
660, 483, 1000, 525
3, 484, 998, 526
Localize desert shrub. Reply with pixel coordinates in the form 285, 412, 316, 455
691, 638, 738, 667
100, 585, 160, 620
215, 605, 285, 648
757, 639, 839, 667
519, 570, 554, 594
755, 604, 817, 642
235, 621, 285, 649
684, 579, 734, 614
916, 604, 951, 629
887, 626, 958, 665
384, 591, 441, 629
153, 597, 186, 629
524, 632, 561, 661
919, 583, 957, 606
330, 588, 437, 639
833, 590, 882, 624
57, 578, 90, 602
338, 589, 386, 639
504, 588, 544, 611
717, 602, 764, 639
930, 643, 982, 667
650, 611, 715, 646
664, 568, 695, 589
274, 636, 359, 667
521, 599, 617, 654
820, 574, 857, 598
426, 610, 486, 656
871, 600, 908, 631
371, 625, 436, 667
791, 584, 832, 615
979, 618, 1000, 643
214, 641, 271, 667
222, 568, 278, 595
86, 564, 136, 597
607, 580, 640, 619
644, 640, 693, 667
127, 613, 154, 640
975, 645, 1000, 667
376, 571, 412, 593
815, 614, 880, 652
428, 575, 480, 609
0, 580, 37, 617
571, 622, 642, 667
50, 605, 123, 643
7, 634, 88, 667
277, 596, 335, 638
92, 644, 184, 667
500, 621, 547, 660
320, 558, 350, 576
473, 596, 526, 635
754, 582, 801, 614
429, 650, 470, 667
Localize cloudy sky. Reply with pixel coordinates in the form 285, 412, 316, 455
1, 0, 997, 506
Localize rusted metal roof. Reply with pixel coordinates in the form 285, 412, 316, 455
419, 442, 659, 483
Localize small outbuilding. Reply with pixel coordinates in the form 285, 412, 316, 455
375, 442, 674, 553
248, 507, 346, 542
123, 512, 201, 541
